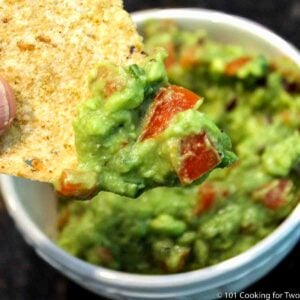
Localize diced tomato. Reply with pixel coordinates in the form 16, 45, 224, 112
140, 85, 200, 141
225, 56, 251, 76
164, 42, 176, 69
58, 170, 81, 196
253, 179, 293, 210
178, 132, 221, 184
194, 183, 216, 215
194, 183, 229, 215
180, 46, 199, 68
57, 169, 98, 199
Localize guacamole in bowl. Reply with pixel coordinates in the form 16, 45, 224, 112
57, 20, 300, 274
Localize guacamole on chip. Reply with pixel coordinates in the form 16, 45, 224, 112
56, 51, 236, 198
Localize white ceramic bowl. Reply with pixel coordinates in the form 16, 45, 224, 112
1, 9, 300, 300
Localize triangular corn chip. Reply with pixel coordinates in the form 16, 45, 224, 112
0, 0, 142, 183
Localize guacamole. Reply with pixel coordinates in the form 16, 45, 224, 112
57, 20, 300, 274
55, 51, 235, 198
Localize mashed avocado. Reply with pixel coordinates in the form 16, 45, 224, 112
57, 20, 300, 274
63, 51, 235, 197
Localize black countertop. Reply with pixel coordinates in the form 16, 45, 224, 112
1, 1, 299, 299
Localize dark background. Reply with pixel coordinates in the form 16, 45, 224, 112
1, 1, 299, 299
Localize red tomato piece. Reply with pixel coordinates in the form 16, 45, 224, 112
178, 132, 221, 184
225, 56, 251, 76
58, 170, 82, 197
179, 46, 199, 68
140, 85, 200, 141
253, 179, 293, 210
164, 42, 176, 69
57, 169, 97, 199
194, 182, 216, 215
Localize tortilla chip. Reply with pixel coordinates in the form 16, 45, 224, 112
0, 0, 143, 183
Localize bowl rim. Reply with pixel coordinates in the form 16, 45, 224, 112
1, 7, 300, 290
